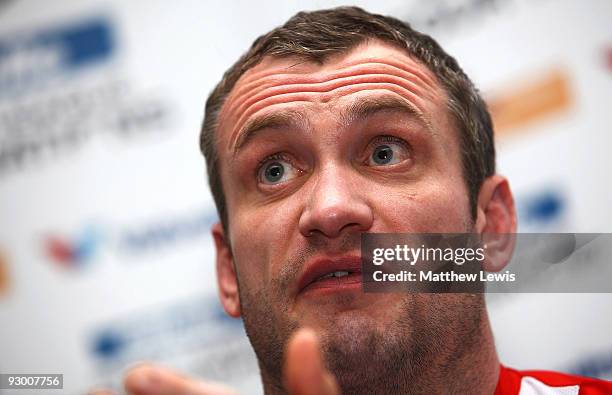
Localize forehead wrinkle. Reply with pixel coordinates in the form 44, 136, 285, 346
232, 72, 435, 123
231, 108, 310, 155
335, 56, 439, 89
219, 56, 446, 157
233, 56, 439, 100
228, 82, 433, 149
229, 60, 439, 114
227, 74, 438, 145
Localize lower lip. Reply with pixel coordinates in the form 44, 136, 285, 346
300, 272, 362, 296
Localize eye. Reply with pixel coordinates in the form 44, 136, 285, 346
368, 137, 410, 166
258, 155, 301, 185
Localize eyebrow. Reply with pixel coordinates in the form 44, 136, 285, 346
232, 95, 432, 156
233, 109, 309, 156
341, 95, 433, 132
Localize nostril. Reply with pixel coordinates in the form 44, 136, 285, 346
342, 223, 362, 232
298, 196, 374, 238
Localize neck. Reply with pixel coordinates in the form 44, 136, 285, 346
422, 309, 499, 395
259, 310, 500, 395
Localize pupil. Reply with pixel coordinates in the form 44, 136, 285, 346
266, 162, 284, 182
374, 145, 393, 164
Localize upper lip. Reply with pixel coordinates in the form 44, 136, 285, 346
297, 254, 362, 293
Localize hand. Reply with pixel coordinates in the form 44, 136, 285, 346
284, 328, 341, 395
87, 364, 238, 395
88, 328, 340, 395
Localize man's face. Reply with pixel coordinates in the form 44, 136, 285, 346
215, 40, 483, 389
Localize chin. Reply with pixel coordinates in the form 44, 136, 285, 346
320, 311, 393, 356
317, 313, 404, 392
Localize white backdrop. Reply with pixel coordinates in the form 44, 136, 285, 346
1, 1, 611, 394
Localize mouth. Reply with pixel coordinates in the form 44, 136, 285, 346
297, 255, 362, 296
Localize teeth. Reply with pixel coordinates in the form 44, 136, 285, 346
318, 271, 351, 280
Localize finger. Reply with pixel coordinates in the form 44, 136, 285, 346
124, 363, 238, 395
284, 328, 341, 395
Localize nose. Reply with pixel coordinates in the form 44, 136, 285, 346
298, 164, 373, 238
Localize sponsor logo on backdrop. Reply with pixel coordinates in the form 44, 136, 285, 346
606, 46, 612, 72
0, 247, 10, 297
118, 211, 214, 254
0, 16, 172, 177
570, 350, 612, 380
42, 209, 218, 270
487, 69, 573, 136
516, 188, 569, 232
44, 225, 103, 269
89, 295, 245, 372
0, 18, 114, 96
401, 0, 505, 33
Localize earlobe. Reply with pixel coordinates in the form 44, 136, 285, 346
475, 175, 517, 272
212, 222, 241, 318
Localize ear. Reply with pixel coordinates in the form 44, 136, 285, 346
475, 175, 517, 272
212, 222, 241, 318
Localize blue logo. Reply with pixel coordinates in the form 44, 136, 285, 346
118, 211, 218, 253
0, 17, 115, 97
90, 296, 243, 363
570, 350, 612, 379
517, 188, 566, 229
92, 329, 126, 359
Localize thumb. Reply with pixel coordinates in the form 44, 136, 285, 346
284, 328, 341, 395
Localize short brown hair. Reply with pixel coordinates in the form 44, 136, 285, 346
200, 6, 495, 229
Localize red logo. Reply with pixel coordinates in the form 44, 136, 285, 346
44, 226, 102, 269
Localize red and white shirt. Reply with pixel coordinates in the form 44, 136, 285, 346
495, 365, 612, 395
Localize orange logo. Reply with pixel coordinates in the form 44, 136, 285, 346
487, 69, 572, 136
0, 249, 9, 297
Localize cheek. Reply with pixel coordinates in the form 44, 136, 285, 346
229, 203, 299, 285
374, 179, 471, 233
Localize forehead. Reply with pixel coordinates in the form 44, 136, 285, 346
217, 40, 448, 151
